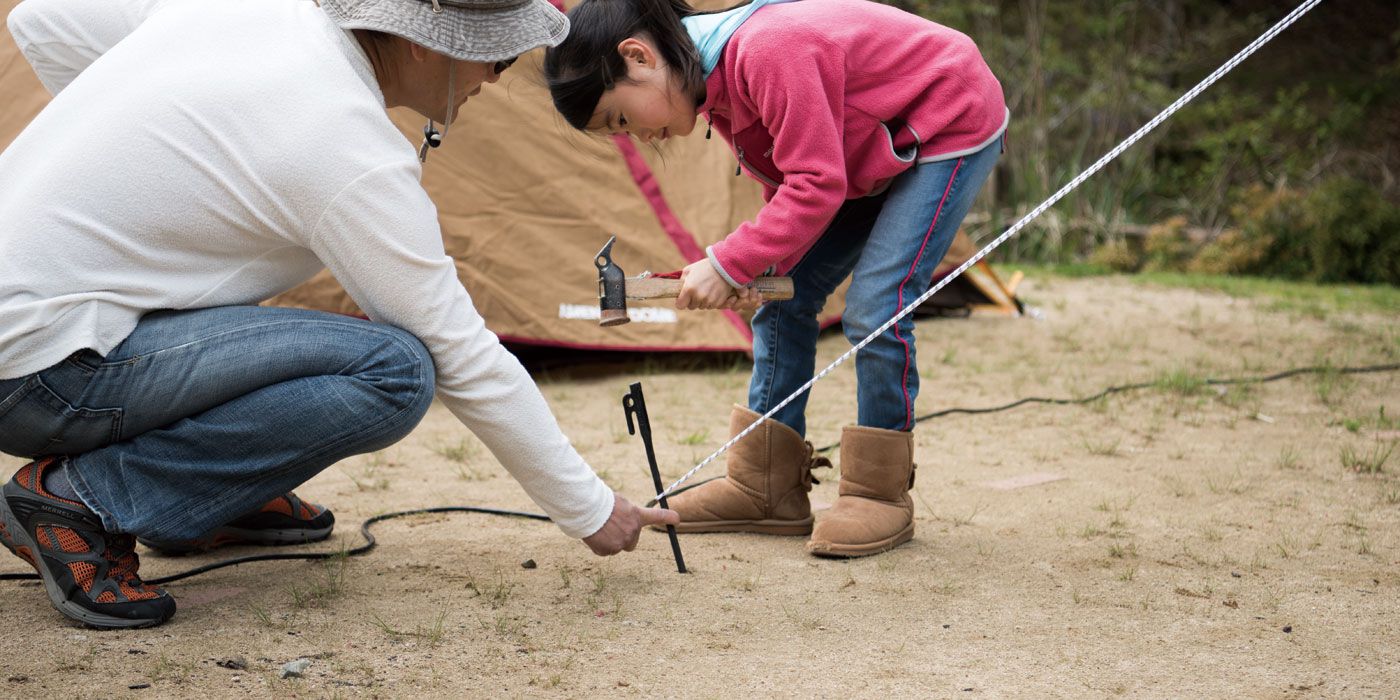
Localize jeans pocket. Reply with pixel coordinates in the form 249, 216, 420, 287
0, 376, 123, 458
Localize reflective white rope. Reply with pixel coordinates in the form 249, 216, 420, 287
656, 0, 1325, 502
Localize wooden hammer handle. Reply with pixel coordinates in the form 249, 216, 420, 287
624, 275, 795, 301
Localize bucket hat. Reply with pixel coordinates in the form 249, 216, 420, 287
320, 0, 569, 62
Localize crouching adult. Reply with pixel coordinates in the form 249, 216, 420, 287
0, 0, 676, 629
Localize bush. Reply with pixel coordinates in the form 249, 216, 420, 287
1142, 216, 1193, 271
1301, 177, 1400, 285
1221, 178, 1400, 285
1090, 240, 1142, 273
1188, 230, 1266, 275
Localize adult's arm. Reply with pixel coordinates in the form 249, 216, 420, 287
6, 0, 175, 94
305, 160, 616, 540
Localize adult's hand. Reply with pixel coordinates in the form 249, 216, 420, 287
581, 493, 680, 556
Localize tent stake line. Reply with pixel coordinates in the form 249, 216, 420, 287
654, 0, 1327, 503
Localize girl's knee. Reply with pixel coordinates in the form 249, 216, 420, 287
841, 283, 886, 343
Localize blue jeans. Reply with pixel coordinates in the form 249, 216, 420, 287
0, 306, 435, 540
749, 139, 1001, 434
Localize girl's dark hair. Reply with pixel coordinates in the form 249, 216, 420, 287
544, 0, 707, 131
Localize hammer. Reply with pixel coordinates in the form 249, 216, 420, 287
595, 236, 795, 327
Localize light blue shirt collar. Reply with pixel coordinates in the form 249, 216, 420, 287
682, 0, 798, 78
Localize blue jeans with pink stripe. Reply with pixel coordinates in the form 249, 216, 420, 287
748, 137, 1001, 434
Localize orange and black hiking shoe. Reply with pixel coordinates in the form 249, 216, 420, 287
137, 492, 334, 555
0, 458, 176, 629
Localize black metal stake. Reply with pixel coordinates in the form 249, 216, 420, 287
623, 382, 687, 574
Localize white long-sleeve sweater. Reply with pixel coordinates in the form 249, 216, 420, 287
0, 0, 614, 538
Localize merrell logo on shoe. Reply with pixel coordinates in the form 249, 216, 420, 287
35, 503, 93, 527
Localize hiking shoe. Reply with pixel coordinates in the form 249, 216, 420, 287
1, 458, 176, 629
137, 492, 334, 555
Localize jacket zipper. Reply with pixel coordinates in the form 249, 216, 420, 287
736, 147, 782, 188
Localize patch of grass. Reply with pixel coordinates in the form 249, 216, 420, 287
465, 569, 516, 610
1161, 474, 1193, 497
1217, 383, 1260, 411
930, 579, 961, 596
1313, 363, 1354, 408
1116, 565, 1139, 582
588, 569, 609, 595
1380, 485, 1400, 506
1082, 435, 1122, 457
250, 604, 284, 629
1275, 446, 1304, 471
344, 456, 391, 492
1206, 470, 1250, 496
1094, 496, 1135, 513
1337, 406, 1399, 434
433, 438, 479, 463
290, 554, 348, 609
371, 611, 448, 646
454, 462, 492, 481
677, 429, 710, 446
1128, 270, 1400, 316
1108, 541, 1138, 559
151, 653, 196, 684
489, 613, 526, 642
949, 502, 986, 527
1155, 370, 1207, 397
1341, 441, 1394, 474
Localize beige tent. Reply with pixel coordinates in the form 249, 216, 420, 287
1, 0, 1015, 352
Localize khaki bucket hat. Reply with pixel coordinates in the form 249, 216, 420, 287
320, 0, 569, 63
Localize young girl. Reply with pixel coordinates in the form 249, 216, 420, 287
546, 0, 1007, 557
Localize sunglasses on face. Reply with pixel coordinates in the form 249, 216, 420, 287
492, 56, 519, 76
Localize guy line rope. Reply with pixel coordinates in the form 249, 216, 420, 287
655, 0, 1327, 502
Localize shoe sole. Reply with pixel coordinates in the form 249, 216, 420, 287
139, 523, 335, 555
807, 523, 915, 558
0, 494, 168, 629
651, 517, 814, 536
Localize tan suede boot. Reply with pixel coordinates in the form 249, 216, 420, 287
657, 405, 830, 535
807, 426, 916, 557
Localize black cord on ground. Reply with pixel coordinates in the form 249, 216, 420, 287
812, 362, 1400, 453
3, 362, 1396, 584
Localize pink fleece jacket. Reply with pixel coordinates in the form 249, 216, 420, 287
699, 0, 1008, 286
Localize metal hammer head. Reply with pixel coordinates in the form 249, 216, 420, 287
595, 236, 629, 327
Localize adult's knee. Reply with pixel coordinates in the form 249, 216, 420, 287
360, 326, 436, 438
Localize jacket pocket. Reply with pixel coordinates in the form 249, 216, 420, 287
880, 119, 922, 165
736, 147, 783, 189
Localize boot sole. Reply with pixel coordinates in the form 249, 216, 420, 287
807, 523, 914, 558
651, 517, 814, 536
0, 493, 170, 629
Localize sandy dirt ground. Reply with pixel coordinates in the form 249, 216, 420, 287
1, 275, 1397, 698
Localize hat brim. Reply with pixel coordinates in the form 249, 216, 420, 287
321, 0, 568, 63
